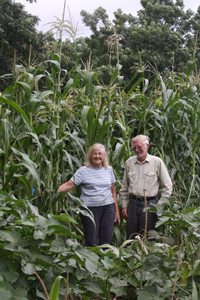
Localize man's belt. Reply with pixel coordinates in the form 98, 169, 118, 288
130, 195, 158, 202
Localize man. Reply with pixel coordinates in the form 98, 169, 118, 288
120, 135, 172, 239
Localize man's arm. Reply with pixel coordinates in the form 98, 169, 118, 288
159, 160, 172, 198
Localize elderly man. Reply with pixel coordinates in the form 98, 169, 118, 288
120, 135, 172, 239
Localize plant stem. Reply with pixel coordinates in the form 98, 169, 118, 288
171, 233, 184, 300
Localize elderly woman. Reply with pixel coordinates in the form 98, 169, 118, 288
58, 143, 120, 247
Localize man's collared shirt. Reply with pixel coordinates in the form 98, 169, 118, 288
120, 154, 172, 208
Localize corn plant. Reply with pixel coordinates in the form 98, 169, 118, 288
1, 45, 200, 299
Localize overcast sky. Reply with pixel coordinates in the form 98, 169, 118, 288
16, 0, 200, 37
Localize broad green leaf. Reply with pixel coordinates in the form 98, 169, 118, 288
28, 203, 40, 217
0, 271, 18, 284
0, 291, 16, 300
32, 254, 54, 267
100, 244, 119, 257
137, 286, 170, 300
33, 230, 46, 240
108, 277, 128, 287
80, 279, 103, 294
46, 218, 81, 238
0, 231, 21, 244
182, 262, 190, 281
75, 248, 99, 274
53, 214, 78, 224
49, 238, 67, 253
23, 263, 36, 275
4, 244, 29, 256
156, 216, 170, 227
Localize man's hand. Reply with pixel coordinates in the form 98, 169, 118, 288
122, 207, 128, 219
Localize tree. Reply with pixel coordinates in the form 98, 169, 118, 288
0, 0, 53, 89
136, 0, 196, 71
80, 1, 200, 86
80, 7, 130, 84
80, 7, 113, 78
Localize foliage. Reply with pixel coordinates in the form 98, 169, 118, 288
0, 0, 54, 91
80, 1, 200, 86
0, 191, 200, 299
1, 3, 200, 297
1, 0, 200, 92
0, 50, 200, 299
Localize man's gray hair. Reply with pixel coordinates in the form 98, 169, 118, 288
132, 135, 150, 147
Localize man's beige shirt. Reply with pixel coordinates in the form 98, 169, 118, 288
120, 154, 172, 208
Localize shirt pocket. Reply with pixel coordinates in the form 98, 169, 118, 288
145, 171, 155, 185
128, 171, 137, 185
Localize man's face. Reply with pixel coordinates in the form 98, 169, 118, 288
132, 139, 149, 162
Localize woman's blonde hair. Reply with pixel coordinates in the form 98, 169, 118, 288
84, 143, 108, 168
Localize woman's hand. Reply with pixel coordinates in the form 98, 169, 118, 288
114, 209, 121, 226
111, 183, 120, 225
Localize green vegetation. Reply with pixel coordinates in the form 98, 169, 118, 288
0, 0, 200, 299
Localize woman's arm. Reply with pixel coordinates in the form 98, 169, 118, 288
111, 183, 120, 226
58, 179, 75, 193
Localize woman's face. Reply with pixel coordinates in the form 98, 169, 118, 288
91, 147, 105, 168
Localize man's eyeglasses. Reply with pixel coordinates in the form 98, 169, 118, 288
132, 146, 143, 151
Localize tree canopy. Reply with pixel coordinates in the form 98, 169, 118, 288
1, 0, 200, 89
0, 0, 53, 90
80, 0, 200, 84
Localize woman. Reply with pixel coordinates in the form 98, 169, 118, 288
58, 143, 120, 247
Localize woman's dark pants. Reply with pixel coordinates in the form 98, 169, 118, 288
80, 203, 115, 247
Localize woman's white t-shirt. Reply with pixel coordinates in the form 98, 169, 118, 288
71, 166, 116, 207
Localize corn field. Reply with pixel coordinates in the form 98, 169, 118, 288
0, 52, 200, 299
